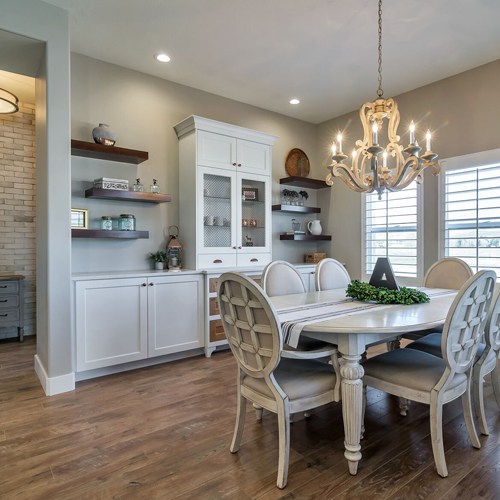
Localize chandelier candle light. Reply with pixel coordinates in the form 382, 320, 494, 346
326, 0, 440, 199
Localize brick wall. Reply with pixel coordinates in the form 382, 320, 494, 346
0, 102, 36, 339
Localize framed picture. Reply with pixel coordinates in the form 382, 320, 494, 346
71, 208, 89, 229
242, 187, 259, 201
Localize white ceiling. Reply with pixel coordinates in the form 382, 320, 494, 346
44, 0, 500, 124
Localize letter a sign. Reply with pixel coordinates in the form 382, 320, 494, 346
369, 257, 399, 290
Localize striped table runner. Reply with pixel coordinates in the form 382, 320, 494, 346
276, 288, 456, 348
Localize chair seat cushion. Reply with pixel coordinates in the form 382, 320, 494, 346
406, 333, 486, 361
242, 358, 336, 401
284, 336, 337, 353
363, 348, 467, 393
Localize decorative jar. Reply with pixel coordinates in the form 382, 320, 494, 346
150, 179, 160, 194
132, 178, 144, 192
92, 123, 116, 146
100, 216, 113, 231
118, 214, 136, 231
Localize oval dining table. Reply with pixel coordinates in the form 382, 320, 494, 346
269, 287, 458, 475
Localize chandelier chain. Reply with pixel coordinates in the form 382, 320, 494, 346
377, 0, 383, 97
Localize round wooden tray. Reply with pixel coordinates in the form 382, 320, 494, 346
285, 148, 310, 177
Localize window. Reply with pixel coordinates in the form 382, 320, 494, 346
441, 153, 500, 277
364, 182, 421, 282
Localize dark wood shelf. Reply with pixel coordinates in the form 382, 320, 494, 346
71, 229, 149, 239
71, 140, 149, 165
85, 188, 171, 204
280, 234, 332, 241
272, 204, 321, 214
279, 176, 330, 189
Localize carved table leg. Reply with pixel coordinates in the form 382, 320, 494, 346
340, 354, 364, 475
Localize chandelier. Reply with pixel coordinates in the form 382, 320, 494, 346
326, 0, 440, 199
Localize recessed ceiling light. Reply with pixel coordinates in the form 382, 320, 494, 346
289, 99, 300, 105
154, 53, 171, 63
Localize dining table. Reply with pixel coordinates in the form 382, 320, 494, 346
270, 287, 458, 475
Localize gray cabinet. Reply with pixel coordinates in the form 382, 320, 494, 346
0, 276, 25, 341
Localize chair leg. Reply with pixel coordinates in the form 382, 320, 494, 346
230, 390, 247, 453
304, 412, 311, 418
399, 397, 409, 417
276, 399, 291, 489
387, 338, 401, 352
473, 366, 489, 435
491, 361, 500, 411
430, 396, 448, 477
462, 376, 481, 449
253, 403, 263, 421
361, 385, 367, 440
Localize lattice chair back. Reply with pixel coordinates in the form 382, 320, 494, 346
441, 270, 496, 375
261, 261, 306, 297
315, 258, 351, 291
218, 272, 282, 379
485, 286, 500, 353
423, 258, 473, 290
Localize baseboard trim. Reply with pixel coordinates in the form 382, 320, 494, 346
34, 355, 75, 396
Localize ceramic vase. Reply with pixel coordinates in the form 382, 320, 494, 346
155, 262, 164, 270
308, 220, 323, 235
92, 123, 116, 146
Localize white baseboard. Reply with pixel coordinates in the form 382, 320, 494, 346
34, 354, 75, 396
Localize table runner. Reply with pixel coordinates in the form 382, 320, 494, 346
277, 288, 456, 347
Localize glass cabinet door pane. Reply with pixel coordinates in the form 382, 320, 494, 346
241, 177, 266, 249
203, 173, 232, 248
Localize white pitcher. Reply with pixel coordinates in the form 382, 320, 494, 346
308, 220, 323, 235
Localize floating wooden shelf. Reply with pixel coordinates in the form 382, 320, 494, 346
272, 204, 321, 214
85, 188, 171, 204
279, 176, 330, 189
280, 234, 331, 241
72, 229, 149, 239
71, 140, 149, 165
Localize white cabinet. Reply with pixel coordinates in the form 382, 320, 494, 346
175, 115, 278, 270
75, 274, 204, 372
300, 268, 316, 292
75, 278, 148, 372
148, 274, 203, 357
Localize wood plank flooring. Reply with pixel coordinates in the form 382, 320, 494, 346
1, 337, 500, 500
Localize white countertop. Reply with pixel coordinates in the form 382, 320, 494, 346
71, 263, 317, 281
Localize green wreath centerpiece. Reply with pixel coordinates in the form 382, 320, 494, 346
346, 279, 430, 305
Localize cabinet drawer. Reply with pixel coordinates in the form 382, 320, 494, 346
209, 297, 220, 316
237, 253, 271, 268
209, 319, 226, 343
0, 281, 18, 294
0, 309, 20, 324
199, 253, 237, 270
0, 296, 19, 309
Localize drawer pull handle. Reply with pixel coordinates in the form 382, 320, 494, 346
0, 286, 6, 289
213, 259, 223, 264
0, 314, 7, 317
0, 300, 7, 303
250, 258, 258, 262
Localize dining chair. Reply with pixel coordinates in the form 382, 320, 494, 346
402, 258, 473, 341
315, 258, 350, 291
218, 271, 340, 489
407, 286, 500, 436
362, 270, 496, 477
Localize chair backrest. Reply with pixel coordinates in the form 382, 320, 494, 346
423, 258, 473, 290
261, 261, 306, 297
484, 286, 500, 353
441, 270, 496, 375
315, 258, 351, 291
218, 272, 282, 379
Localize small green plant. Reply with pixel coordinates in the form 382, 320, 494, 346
346, 279, 430, 305
149, 251, 167, 263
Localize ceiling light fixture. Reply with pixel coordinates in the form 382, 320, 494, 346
289, 99, 300, 105
326, 0, 439, 199
154, 53, 171, 63
0, 88, 19, 114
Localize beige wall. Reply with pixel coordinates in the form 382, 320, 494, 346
71, 53, 324, 273
317, 59, 500, 279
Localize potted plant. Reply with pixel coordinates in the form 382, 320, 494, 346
149, 251, 167, 270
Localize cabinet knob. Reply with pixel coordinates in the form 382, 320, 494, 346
237, 164, 242, 167
232, 163, 237, 166
238, 246, 242, 249
149, 282, 154, 286
232, 246, 236, 249
142, 283, 147, 287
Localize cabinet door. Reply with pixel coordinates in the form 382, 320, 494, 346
148, 275, 204, 357
237, 172, 271, 254
75, 278, 148, 372
197, 130, 236, 170
236, 139, 270, 174
198, 167, 237, 255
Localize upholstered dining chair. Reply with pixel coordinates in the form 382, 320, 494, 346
217, 272, 340, 489
402, 258, 473, 341
407, 285, 500, 436
315, 258, 351, 291
362, 270, 496, 477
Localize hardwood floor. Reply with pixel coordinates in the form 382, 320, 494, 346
1, 338, 500, 500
